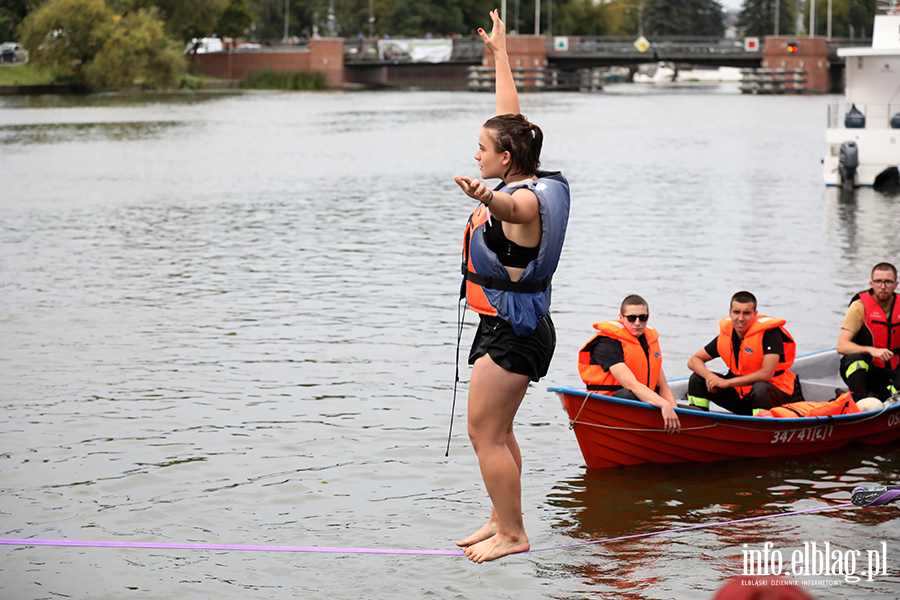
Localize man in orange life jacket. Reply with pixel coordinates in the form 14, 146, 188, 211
837, 262, 900, 400
686, 291, 803, 415
578, 295, 680, 433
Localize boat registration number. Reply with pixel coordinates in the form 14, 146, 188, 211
771, 425, 833, 444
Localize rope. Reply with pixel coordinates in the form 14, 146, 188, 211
0, 503, 859, 557
445, 298, 467, 457
568, 392, 717, 432
0, 538, 464, 556
570, 418, 718, 433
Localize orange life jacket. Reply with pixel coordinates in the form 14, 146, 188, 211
462, 205, 498, 318
856, 291, 900, 370
460, 171, 570, 337
716, 315, 796, 397
578, 321, 662, 394
769, 392, 859, 418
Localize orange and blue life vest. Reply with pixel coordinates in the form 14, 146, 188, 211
578, 320, 662, 394
462, 170, 570, 337
716, 315, 797, 397
853, 290, 900, 370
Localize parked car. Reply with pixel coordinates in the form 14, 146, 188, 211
0, 42, 28, 63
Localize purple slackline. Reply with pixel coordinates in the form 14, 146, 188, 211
0, 503, 852, 557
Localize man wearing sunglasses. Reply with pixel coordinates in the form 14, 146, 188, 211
578, 294, 680, 433
686, 291, 803, 415
837, 262, 900, 401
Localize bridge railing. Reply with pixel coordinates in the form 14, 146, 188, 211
344, 38, 484, 64
828, 102, 900, 130
341, 35, 873, 64
558, 36, 750, 55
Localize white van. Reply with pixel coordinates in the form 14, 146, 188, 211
184, 38, 224, 54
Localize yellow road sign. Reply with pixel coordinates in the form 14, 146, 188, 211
634, 36, 650, 53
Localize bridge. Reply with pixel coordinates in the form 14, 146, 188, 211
192, 35, 871, 92
339, 35, 871, 91
343, 35, 871, 69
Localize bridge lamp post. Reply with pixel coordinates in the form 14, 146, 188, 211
774, 0, 780, 36
535, 0, 540, 35
515, 0, 519, 34
827, 0, 832, 39
327, 0, 334, 36
809, 0, 816, 37
548, 0, 552, 36
283, 0, 289, 43
369, 0, 374, 39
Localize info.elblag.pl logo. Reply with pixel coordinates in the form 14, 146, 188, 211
742, 541, 889, 583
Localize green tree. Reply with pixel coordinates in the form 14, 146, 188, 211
643, 0, 725, 36
87, 8, 184, 87
21, 0, 115, 85
737, 0, 796, 37
20, 0, 183, 88
244, 0, 283, 39
216, 0, 256, 39
0, 0, 41, 42
149, 0, 229, 42
604, 0, 642, 36
456, 0, 495, 36
555, 0, 608, 36
383, 0, 464, 37
805, 0, 876, 38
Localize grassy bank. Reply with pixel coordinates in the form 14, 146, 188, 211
0, 64, 55, 86
240, 70, 325, 91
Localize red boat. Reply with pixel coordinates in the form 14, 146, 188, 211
550, 349, 900, 469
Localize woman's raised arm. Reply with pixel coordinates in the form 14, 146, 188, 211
478, 10, 520, 116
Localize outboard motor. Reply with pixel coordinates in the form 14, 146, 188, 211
839, 141, 859, 189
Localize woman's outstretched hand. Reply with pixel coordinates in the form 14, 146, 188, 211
454, 176, 493, 203
477, 9, 506, 57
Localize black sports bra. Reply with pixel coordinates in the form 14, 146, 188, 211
485, 216, 539, 268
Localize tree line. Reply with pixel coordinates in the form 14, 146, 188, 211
0, 0, 881, 89
737, 0, 878, 40
1, 0, 726, 46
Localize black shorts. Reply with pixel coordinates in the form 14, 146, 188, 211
468, 313, 556, 382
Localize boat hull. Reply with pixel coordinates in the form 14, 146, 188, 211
550, 350, 900, 469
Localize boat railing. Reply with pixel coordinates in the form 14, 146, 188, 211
827, 102, 900, 130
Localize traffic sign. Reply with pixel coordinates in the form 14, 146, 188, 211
634, 36, 650, 53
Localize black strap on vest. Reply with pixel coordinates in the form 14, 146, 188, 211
463, 268, 552, 294
781, 404, 804, 417
586, 384, 623, 392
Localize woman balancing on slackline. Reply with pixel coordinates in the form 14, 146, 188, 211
454, 10, 570, 563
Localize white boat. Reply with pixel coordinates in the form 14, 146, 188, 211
824, 9, 900, 188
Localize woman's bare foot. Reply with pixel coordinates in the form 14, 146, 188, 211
456, 519, 498, 547
464, 532, 530, 563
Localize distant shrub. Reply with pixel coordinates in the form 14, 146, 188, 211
240, 70, 326, 90
179, 75, 200, 89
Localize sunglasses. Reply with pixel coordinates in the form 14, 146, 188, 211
624, 314, 649, 323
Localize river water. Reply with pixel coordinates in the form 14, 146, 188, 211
1, 85, 899, 599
